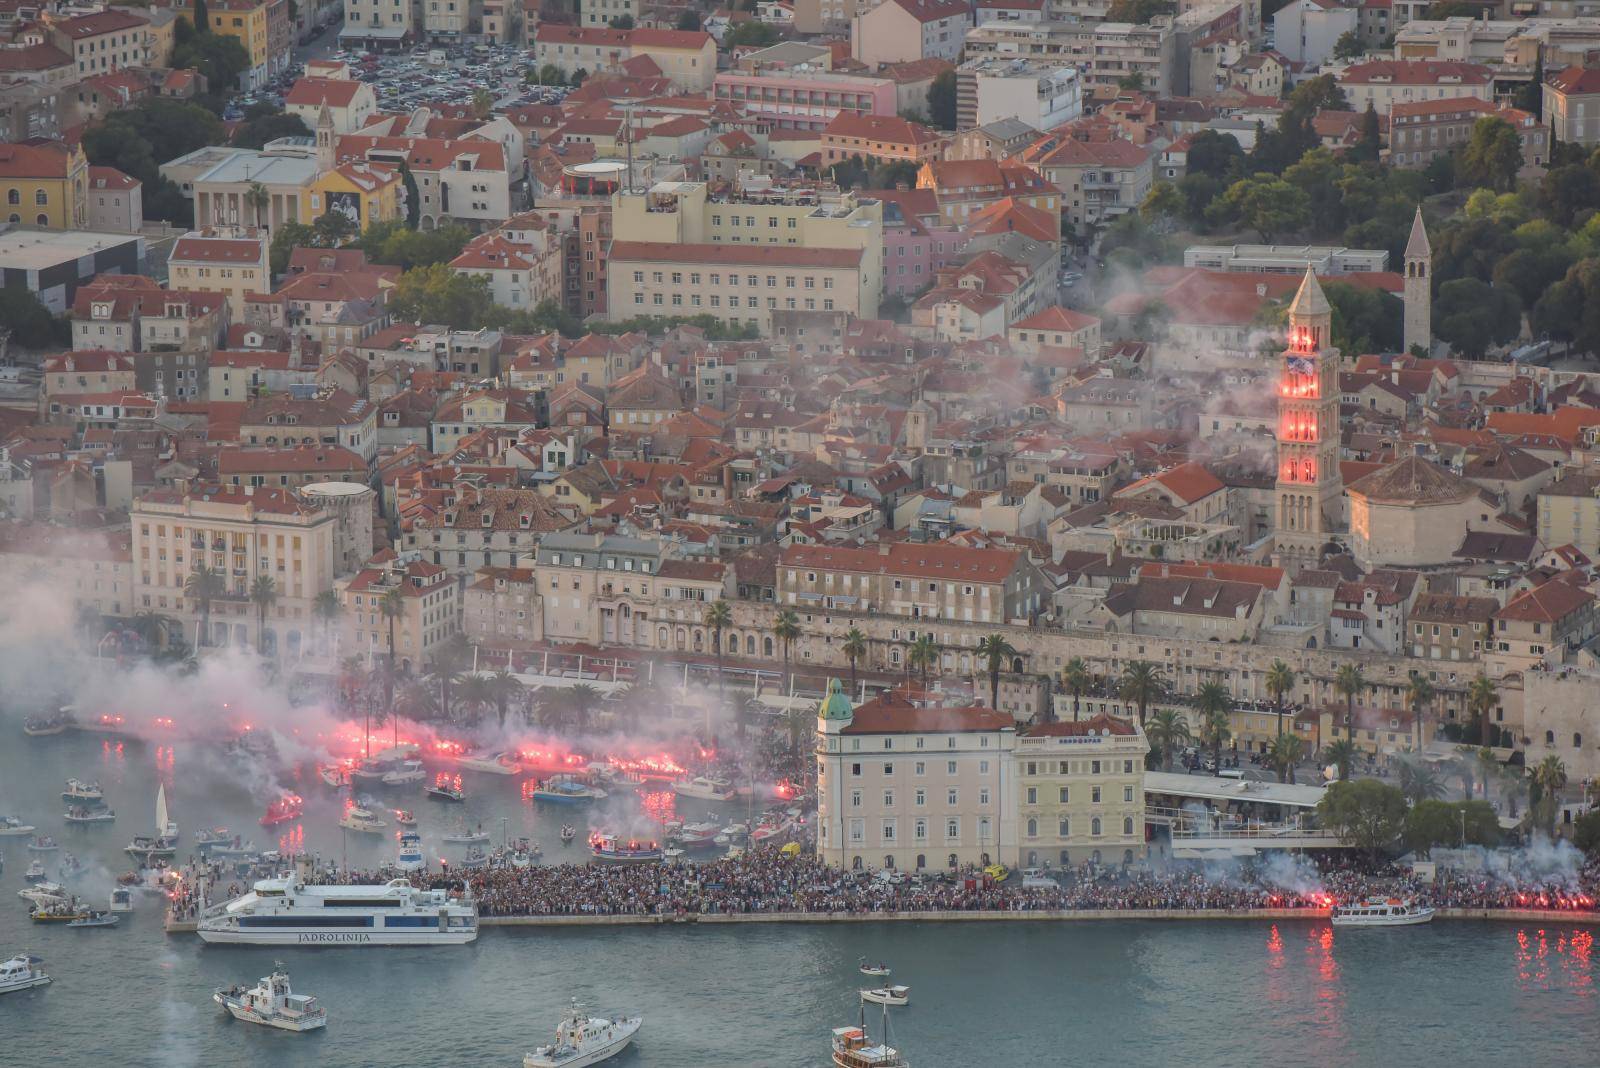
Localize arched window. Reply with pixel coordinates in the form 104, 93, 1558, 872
915, 854, 926, 870
1122, 816, 1134, 836
1546, 730, 1556, 745
1575, 733, 1584, 748
1059, 817, 1069, 837
6, 190, 17, 205
727, 633, 737, 653
1026, 818, 1037, 838
35, 213, 46, 226
890, 649, 900, 664
745, 635, 755, 655
1026, 850, 1038, 867
884, 856, 895, 870
657, 626, 667, 645
763, 637, 773, 657
947, 853, 958, 869
1091, 817, 1102, 837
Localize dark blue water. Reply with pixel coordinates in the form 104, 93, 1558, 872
1, 735, 1594, 1066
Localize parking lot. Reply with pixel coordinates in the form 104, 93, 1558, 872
339, 43, 565, 114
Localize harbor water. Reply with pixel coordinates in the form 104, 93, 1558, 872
2, 735, 1594, 1066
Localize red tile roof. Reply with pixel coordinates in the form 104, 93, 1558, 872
285, 77, 365, 109
1024, 712, 1136, 738
840, 690, 1014, 735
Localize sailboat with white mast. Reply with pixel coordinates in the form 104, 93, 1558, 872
831, 998, 909, 1068
155, 783, 177, 842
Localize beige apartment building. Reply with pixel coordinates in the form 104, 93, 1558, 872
1015, 713, 1148, 868
816, 683, 1018, 872
335, 551, 458, 672
1407, 593, 1495, 662
131, 483, 339, 652
167, 231, 271, 320
1536, 470, 1600, 559
405, 484, 579, 578
0, 521, 132, 620
778, 541, 1049, 624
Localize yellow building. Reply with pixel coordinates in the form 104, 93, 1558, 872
0, 140, 87, 229
208, 0, 270, 89
301, 162, 401, 233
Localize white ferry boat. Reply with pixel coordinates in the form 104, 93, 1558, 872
524, 999, 642, 1068
671, 776, 736, 802
197, 874, 478, 945
214, 966, 327, 1031
0, 954, 51, 995
1330, 897, 1436, 927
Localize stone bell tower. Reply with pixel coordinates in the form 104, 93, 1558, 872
1403, 206, 1431, 356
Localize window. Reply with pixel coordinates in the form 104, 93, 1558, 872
1026, 818, 1038, 837
1123, 785, 1134, 803
851, 762, 861, 776
945, 818, 959, 840
883, 790, 894, 807
1091, 817, 1102, 837
946, 788, 958, 806
850, 789, 862, 808
1092, 787, 1102, 804
914, 788, 925, 806
1026, 787, 1037, 804
1058, 786, 1069, 803
946, 761, 957, 774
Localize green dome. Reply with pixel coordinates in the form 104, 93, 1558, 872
818, 678, 854, 721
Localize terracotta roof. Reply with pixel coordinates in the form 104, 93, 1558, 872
1410, 592, 1497, 624
823, 112, 944, 147
217, 446, 367, 475
1497, 582, 1594, 624
0, 43, 71, 72
1338, 59, 1492, 86
1012, 305, 1099, 333
1345, 455, 1475, 504
87, 165, 138, 191
171, 235, 265, 264
1118, 461, 1225, 505
1547, 65, 1600, 96
0, 140, 77, 180
54, 10, 148, 37
1024, 712, 1136, 738
285, 77, 365, 109
840, 690, 1014, 735
1104, 575, 1261, 619
882, 0, 973, 23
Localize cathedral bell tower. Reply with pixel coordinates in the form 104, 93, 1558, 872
1273, 266, 1343, 575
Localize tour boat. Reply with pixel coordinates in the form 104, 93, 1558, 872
381, 760, 427, 787
560, 825, 577, 845
208, 840, 258, 860
0, 954, 51, 995
27, 836, 59, 853
858, 960, 891, 977
832, 1001, 909, 1068
0, 816, 36, 836
61, 779, 104, 805
442, 825, 490, 845
19, 883, 65, 905
338, 806, 388, 835
64, 806, 115, 825
31, 900, 88, 924
531, 777, 607, 804
23, 709, 73, 736
260, 794, 304, 827
396, 831, 425, 872
124, 835, 177, 860
395, 810, 418, 827
524, 998, 642, 1068
214, 967, 327, 1031
23, 860, 48, 884
198, 874, 478, 945
109, 888, 134, 913
588, 832, 663, 864
66, 911, 118, 929
194, 828, 233, 849
671, 776, 736, 802
1330, 897, 1436, 928
860, 986, 910, 1007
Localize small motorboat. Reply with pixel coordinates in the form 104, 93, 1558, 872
524, 998, 642, 1068
0, 954, 51, 995
589, 832, 663, 864
207, 840, 257, 860
23, 709, 73, 736
109, 887, 134, 913
57, 853, 86, 880
860, 986, 910, 1007
750, 815, 792, 844
316, 763, 347, 788
30, 900, 88, 924
1331, 897, 1437, 927
859, 959, 891, 978
67, 911, 119, 929
0, 816, 36, 837
27, 836, 59, 853
259, 794, 304, 827
394, 810, 418, 828
671, 776, 736, 802
830, 1012, 909, 1068
337, 806, 388, 835
214, 966, 327, 1032
18, 883, 66, 905
194, 827, 233, 849
559, 825, 577, 845
396, 831, 425, 872
124, 836, 177, 860
530, 777, 607, 804
23, 860, 48, 884
381, 760, 427, 787
61, 779, 103, 805
442, 824, 490, 845
63, 807, 115, 825
426, 779, 465, 803
456, 750, 524, 776
674, 821, 722, 849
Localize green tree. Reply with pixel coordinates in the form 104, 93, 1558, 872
1398, 756, 1445, 806
173, 28, 251, 93
1269, 732, 1306, 784
183, 565, 224, 648
1117, 72, 1146, 92
1265, 659, 1296, 739
244, 181, 270, 230
1514, 52, 1544, 116
359, 220, 472, 270
1213, 174, 1310, 242
1185, 129, 1245, 179
1537, 163, 1600, 226
1351, 102, 1381, 163
1333, 664, 1367, 752
233, 111, 311, 150
907, 633, 938, 688
1324, 737, 1359, 782
1145, 708, 1192, 772
1317, 779, 1407, 857
1333, 30, 1365, 61
1106, 0, 1174, 21
1467, 674, 1499, 749
249, 574, 277, 656
0, 288, 68, 349
724, 22, 778, 48
1197, 681, 1233, 776
609, 13, 635, 28
676, 10, 702, 29
268, 221, 315, 276
1532, 257, 1600, 355
312, 590, 340, 651
842, 628, 868, 692
1573, 808, 1600, 854
1059, 657, 1092, 722
470, 88, 494, 120
313, 208, 358, 245
377, 584, 406, 726
1405, 670, 1436, 753
772, 609, 801, 692
1324, 281, 1403, 356
927, 69, 957, 130
1119, 660, 1164, 726
704, 599, 733, 732
1434, 277, 1521, 359
1426, 0, 1479, 16
388, 263, 493, 328
193, 0, 210, 31
398, 160, 421, 229
1139, 181, 1185, 229
1459, 116, 1524, 193
1530, 754, 1568, 836
976, 634, 1018, 712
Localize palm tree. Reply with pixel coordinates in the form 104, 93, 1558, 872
489, 669, 523, 729
396, 678, 439, 724
1332, 664, 1367, 758
184, 565, 223, 648
1197, 681, 1232, 777
457, 673, 495, 726
133, 610, 174, 651
907, 634, 938, 688
771, 609, 800, 693
1119, 660, 1164, 726
560, 684, 600, 729
1145, 708, 1191, 772
1405, 670, 1435, 753
1324, 737, 1358, 782
1397, 756, 1444, 805
377, 585, 406, 717
1531, 754, 1568, 836
1265, 659, 1295, 739
1269, 732, 1306, 784
1475, 746, 1499, 802
1468, 673, 1499, 748
338, 654, 365, 712
1060, 657, 1091, 722
704, 598, 732, 707
244, 181, 270, 230
975, 634, 1018, 711
312, 590, 340, 654
783, 704, 813, 754
431, 634, 471, 721
841, 628, 868, 692
250, 574, 277, 656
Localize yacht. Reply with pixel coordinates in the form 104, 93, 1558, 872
194, 828, 233, 849
350, 744, 422, 784
23, 708, 73, 736
530, 777, 607, 804
396, 831, 425, 871
214, 966, 327, 1031
64, 807, 115, 825
442, 824, 490, 845
317, 763, 348, 788
109, 887, 134, 913
860, 986, 910, 1007
62, 779, 104, 805
338, 806, 388, 835
0, 954, 51, 995
198, 873, 478, 945
671, 776, 736, 802
0, 816, 35, 836
674, 821, 722, 849
18, 883, 66, 905
524, 999, 642, 1068
589, 833, 663, 865
31, 900, 88, 924
1331, 897, 1436, 928
23, 860, 48, 884
457, 750, 524, 776
381, 760, 427, 787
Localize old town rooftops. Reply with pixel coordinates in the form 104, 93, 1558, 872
840, 689, 1015, 735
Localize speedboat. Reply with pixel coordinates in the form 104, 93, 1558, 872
395, 810, 418, 827
396, 831, 425, 871
27, 836, 58, 853
457, 750, 524, 776
214, 967, 327, 1031
317, 763, 348, 788
260, 794, 304, 826
1331, 897, 1436, 927
381, 760, 427, 786
62, 779, 103, 805
859, 960, 891, 977
675, 821, 722, 849
671, 776, 736, 802
338, 806, 388, 834
530, 777, 607, 804
559, 825, 577, 845
442, 825, 490, 845
64, 807, 115, 825
860, 986, 910, 1007
23, 708, 73, 736
109, 888, 134, 913
67, 911, 118, 929
426, 778, 465, 803
124, 835, 177, 859
589, 833, 663, 864
0, 816, 35, 836
750, 815, 791, 844
0, 954, 51, 995
24, 860, 48, 884
208, 840, 257, 860
194, 828, 233, 849
524, 998, 642, 1068
19, 882, 65, 904
351, 744, 422, 784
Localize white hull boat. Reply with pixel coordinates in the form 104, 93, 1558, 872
396, 831, 424, 872
198, 874, 477, 946
381, 761, 427, 787
214, 967, 326, 1031
860, 986, 910, 1007
1331, 898, 1436, 927
19, 883, 66, 905
0, 954, 51, 995
524, 999, 642, 1068
671, 776, 736, 802
337, 807, 388, 835
64, 808, 116, 825
0, 817, 36, 837
443, 828, 490, 846
456, 750, 524, 776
